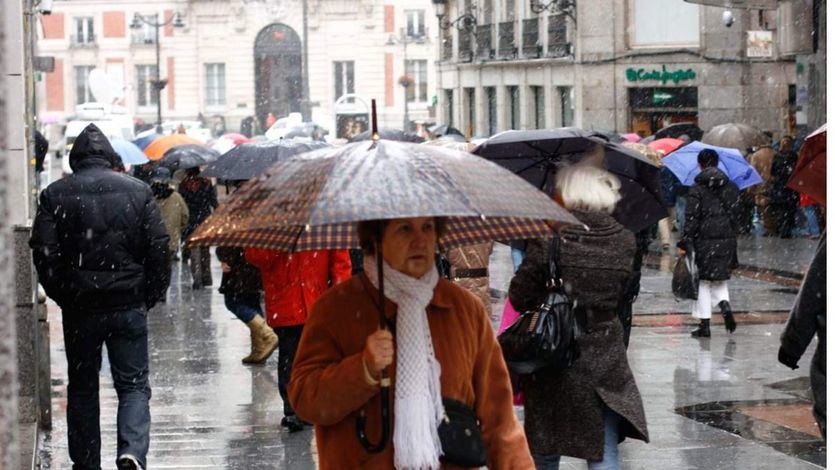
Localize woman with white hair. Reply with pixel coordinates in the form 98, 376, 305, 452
509, 163, 649, 470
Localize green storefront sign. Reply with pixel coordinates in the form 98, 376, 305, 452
625, 65, 697, 85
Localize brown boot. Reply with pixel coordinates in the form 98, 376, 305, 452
243, 316, 278, 365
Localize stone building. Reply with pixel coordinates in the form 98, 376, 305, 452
35, 0, 440, 137
436, 0, 816, 138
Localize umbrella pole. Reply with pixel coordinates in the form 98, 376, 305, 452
356, 223, 391, 453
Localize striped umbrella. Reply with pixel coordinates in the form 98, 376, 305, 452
188, 140, 579, 252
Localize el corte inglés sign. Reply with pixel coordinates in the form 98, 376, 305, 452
625, 65, 697, 84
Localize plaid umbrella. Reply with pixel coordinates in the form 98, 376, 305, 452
188, 140, 579, 252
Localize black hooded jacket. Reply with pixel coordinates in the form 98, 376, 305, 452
678, 166, 740, 280
30, 124, 171, 312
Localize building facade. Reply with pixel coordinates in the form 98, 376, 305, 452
35, 0, 440, 137
436, 0, 813, 139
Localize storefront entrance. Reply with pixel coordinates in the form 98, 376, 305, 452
629, 87, 698, 137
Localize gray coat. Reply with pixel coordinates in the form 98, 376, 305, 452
508, 210, 649, 460
780, 234, 826, 436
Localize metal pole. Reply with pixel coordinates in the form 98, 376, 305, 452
155, 22, 162, 133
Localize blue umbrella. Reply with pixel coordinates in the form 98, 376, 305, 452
663, 141, 763, 190
133, 131, 161, 150
110, 139, 149, 165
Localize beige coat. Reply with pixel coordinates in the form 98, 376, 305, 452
155, 191, 189, 253
289, 275, 534, 469
446, 242, 493, 316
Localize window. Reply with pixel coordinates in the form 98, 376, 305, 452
333, 61, 355, 102
136, 64, 158, 107
204, 63, 226, 107
631, 0, 699, 47
406, 60, 428, 103
485, 87, 497, 135
530, 86, 544, 129
74, 66, 94, 104
505, 0, 516, 21
131, 14, 157, 44
405, 10, 425, 38
444, 89, 454, 127
558, 86, 574, 127
73, 17, 94, 44
507, 86, 519, 129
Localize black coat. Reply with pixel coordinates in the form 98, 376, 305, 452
30, 124, 170, 312
679, 167, 740, 281
216, 247, 262, 295
780, 234, 826, 435
179, 176, 218, 237
508, 210, 649, 460
769, 150, 800, 207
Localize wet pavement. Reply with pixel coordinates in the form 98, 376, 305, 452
38, 235, 824, 469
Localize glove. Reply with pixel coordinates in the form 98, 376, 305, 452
778, 347, 800, 370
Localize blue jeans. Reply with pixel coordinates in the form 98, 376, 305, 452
533, 407, 622, 470
511, 247, 526, 272
675, 195, 687, 233
223, 293, 263, 323
63, 308, 151, 470
804, 205, 821, 237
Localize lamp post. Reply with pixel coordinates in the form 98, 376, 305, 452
386, 33, 416, 132
130, 12, 185, 133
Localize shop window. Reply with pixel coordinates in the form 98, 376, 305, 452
445, 89, 454, 127
334, 61, 355, 103
486, 87, 497, 135
204, 63, 226, 107
558, 86, 574, 127
631, 0, 699, 47
507, 86, 519, 130
530, 85, 544, 129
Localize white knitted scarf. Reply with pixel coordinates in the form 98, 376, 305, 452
364, 256, 444, 470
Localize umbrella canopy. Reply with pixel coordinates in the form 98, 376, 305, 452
788, 123, 826, 205
222, 133, 254, 145
158, 144, 220, 172
428, 124, 465, 138
422, 138, 475, 152
648, 138, 685, 156
144, 134, 203, 160
654, 122, 703, 142
623, 143, 662, 165
471, 128, 666, 232
621, 133, 642, 143
188, 140, 580, 252
589, 130, 626, 143
200, 140, 329, 180
663, 141, 763, 190
702, 123, 770, 155
110, 139, 149, 165
133, 132, 162, 150
348, 128, 425, 143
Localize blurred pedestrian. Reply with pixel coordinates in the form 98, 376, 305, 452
289, 217, 534, 468
245, 247, 352, 432
659, 166, 684, 247
446, 242, 493, 316
150, 167, 189, 263
677, 149, 740, 338
509, 164, 649, 469
778, 234, 826, 437
179, 167, 218, 289
767, 136, 800, 238
749, 146, 777, 236
30, 124, 170, 470
800, 194, 823, 238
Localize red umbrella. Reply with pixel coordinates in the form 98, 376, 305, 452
788, 124, 826, 206
648, 138, 685, 156
621, 133, 641, 143
222, 133, 254, 145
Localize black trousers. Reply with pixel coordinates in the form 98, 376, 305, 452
274, 325, 304, 417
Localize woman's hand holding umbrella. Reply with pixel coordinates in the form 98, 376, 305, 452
363, 329, 394, 380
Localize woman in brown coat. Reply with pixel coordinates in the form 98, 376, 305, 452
509, 164, 649, 469
289, 217, 534, 469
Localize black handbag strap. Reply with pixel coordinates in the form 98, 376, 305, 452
548, 236, 562, 289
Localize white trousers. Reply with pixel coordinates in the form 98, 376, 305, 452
691, 280, 730, 320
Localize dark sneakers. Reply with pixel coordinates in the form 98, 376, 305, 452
281, 415, 309, 433
719, 301, 736, 333
691, 319, 711, 338
117, 455, 143, 470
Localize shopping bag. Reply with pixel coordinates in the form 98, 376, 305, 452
672, 249, 699, 301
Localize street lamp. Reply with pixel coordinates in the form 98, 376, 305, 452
529, 0, 576, 21
386, 33, 420, 132
129, 11, 185, 133
433, 0, 477, 33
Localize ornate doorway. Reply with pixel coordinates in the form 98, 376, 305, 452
254, 24, 303, 127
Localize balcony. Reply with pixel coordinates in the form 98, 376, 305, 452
522, 18, 541, 58
69, 34, 97, 48
498, 21, 516, 59
548, 14, 570, 58
458, 29, 473, 62
475, 24, 494, 60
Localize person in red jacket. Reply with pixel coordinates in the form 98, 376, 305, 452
245, 248, 352, 432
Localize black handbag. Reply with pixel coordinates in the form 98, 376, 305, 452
438, 398, 487, 467
672, 247, 699, 301
498, 237, 581, 375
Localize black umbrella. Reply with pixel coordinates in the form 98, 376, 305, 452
472, 128, 667, 232
158, 144, 220, 172
428, 123, 465, 139
588, 129, 626, 143
348, 127, 424, 143
654, 122, 703, 142
200, 140, 328, 180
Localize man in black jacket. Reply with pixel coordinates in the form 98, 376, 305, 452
30, 124, 169, 470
